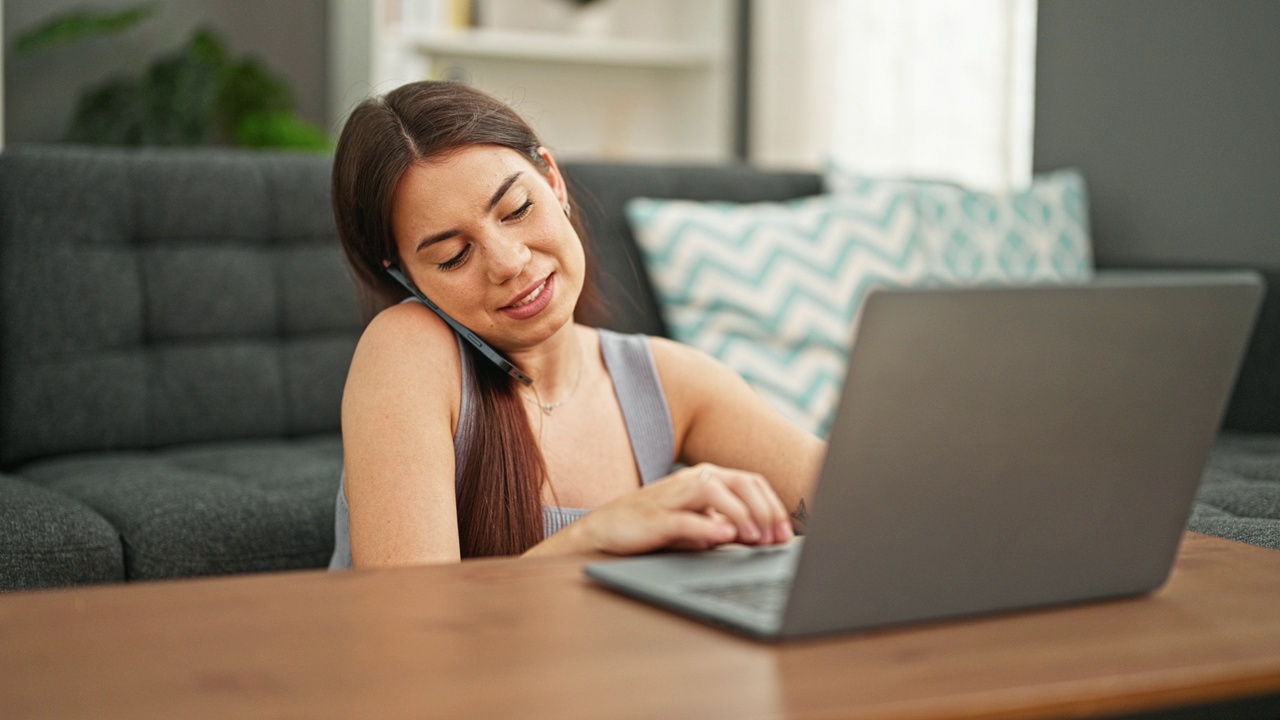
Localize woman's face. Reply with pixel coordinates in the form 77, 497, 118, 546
390, 144, 585, 352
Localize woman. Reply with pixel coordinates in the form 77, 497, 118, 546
330, 81, 825, 567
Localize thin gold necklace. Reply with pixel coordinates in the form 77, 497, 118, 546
526, 339, 584, 416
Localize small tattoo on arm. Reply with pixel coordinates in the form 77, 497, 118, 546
791, 499, 808, 534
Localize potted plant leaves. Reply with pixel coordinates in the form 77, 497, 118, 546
12, 2, 331, 150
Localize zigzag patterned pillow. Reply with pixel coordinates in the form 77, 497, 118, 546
626, 190, 929, 436
826, 163, 1094, 284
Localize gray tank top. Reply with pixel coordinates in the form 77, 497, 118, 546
329, 327, 675, 568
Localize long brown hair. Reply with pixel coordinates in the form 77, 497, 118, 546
332, 81, 602, 557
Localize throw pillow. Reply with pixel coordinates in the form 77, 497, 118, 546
626, 189, 929, 436
825, 162, 1095, 284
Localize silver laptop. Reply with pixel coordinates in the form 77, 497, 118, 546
585, 271, 1264, 640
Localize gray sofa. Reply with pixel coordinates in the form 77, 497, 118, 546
1, 145, 1277, 591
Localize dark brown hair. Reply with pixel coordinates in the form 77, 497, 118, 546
332, 81, 601, 557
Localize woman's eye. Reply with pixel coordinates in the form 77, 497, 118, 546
506, 199, 534, 221
436, 244, 470, 270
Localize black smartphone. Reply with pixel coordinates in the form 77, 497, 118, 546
385, 265, 533, 386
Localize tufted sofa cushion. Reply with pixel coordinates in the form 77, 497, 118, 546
1188, 433, 1280, 550
18, 436, 341, 580
0, 145, 361, 468
0, 146, 359, 588
0, 473, 124, 589
1, 148, 1275, 591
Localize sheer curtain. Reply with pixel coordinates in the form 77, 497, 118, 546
751, 0, 1037, 192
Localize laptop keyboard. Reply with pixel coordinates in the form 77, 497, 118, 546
687, 579, 791, 614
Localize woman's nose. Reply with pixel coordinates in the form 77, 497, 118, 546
484, 233, 532, 285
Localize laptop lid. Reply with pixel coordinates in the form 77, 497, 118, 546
587, 272, 1263, 640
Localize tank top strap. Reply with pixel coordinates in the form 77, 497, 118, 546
597, 329, 676, 485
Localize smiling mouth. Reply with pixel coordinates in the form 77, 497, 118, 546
505, 276, 550, 309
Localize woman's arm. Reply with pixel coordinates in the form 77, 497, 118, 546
344, 317, 820, 564
524, 334, 821, 558
341, 303, 464, 566
523, 461, 793, 557
649, 337, 827, 533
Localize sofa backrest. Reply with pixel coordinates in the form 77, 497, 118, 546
0, 155, 825, 467
562, 160, 1280, 435
562, 161, 824, 338
0, 146, 363, 468
1, 147, 1272, 470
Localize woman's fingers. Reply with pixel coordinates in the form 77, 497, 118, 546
679, 464, 792, 546
582, 492, 735, 555
689, 466, 760, 543
727, 468, 793, 540
664, 511, 737, 551
715, 468, 790, 544
580, 463, 794, 555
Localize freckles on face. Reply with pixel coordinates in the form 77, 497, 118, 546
388, 145, 586, 345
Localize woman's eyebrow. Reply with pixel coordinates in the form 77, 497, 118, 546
487, 171, 523, 211
414, 171, 525, 253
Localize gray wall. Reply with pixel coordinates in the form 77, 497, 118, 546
1034, 0, 1280, 269
4, 0, 329, 144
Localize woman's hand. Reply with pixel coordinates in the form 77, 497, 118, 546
530, 464, 794, 558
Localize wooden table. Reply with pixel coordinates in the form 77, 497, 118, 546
2, 533, 1279, 719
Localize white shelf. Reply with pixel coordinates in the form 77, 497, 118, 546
329, 0, 735, 162
405, 28, 718, 69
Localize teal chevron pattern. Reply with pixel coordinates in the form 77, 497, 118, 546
626, 192, 930, 435
826, 162, 1094, 285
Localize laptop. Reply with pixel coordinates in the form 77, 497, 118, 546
584, 271, 1264, 640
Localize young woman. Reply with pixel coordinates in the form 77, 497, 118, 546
329, 81, 825, 567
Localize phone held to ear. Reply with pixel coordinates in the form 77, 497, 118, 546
385, 265, 534, 386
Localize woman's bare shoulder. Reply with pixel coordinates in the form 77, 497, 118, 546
342, 302, 465, 567
345, 301, 462, 415
357, 301, 458, 365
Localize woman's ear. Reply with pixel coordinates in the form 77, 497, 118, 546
535, 146, 568, 207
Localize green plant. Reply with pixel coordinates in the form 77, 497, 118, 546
12, 2, 159, 54
12, 2, 331, 151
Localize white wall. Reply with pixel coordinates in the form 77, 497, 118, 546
751, 0, 1036, 191
332, 0, 736, 162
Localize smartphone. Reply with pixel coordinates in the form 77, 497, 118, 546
385, 265, 533, 386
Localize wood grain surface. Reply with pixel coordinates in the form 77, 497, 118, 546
1, 533, 1278, 720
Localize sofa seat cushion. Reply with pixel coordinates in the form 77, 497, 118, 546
1189, 433, 1280, 550
17, 435, 342, 581
0, 474, 125, 590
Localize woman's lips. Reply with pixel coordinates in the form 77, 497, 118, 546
499, 274, 555, 320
